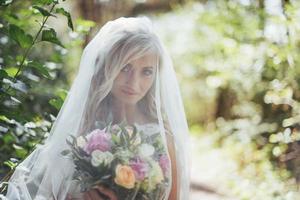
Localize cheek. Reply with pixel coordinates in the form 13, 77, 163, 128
113, 75, 125, 88
111, 75, 124, 94
140, 78, 154, 94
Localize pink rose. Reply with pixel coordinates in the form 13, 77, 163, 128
159, 154, 170, 176
129, 157, 149, 181
84, 129, 111, 154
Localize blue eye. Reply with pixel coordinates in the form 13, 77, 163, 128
143, 69, 153, 76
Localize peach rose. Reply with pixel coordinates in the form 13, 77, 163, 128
114, 164, 136, 189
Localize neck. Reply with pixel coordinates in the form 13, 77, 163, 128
111, 97, 141, 125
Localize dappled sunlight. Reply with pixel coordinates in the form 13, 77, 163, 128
154, 0, 300, 199
1, 0, 300, 199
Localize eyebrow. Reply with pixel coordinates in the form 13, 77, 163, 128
143, 66, 154, 69
126, 63, 154, 69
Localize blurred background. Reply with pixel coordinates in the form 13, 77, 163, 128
1, 0, 300, 199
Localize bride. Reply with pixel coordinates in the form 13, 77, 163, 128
4, 16, 190, 200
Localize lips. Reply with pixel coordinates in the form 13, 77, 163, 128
121, 88, 138, 95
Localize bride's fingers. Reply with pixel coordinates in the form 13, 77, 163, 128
89, 189, 104, 200
65, 194, 72, 200
94, 186, 118, 200
83, 192, 93, 200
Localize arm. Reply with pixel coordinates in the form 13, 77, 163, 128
166, 133, 178, 200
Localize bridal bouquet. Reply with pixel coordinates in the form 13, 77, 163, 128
61, 122, 170, 199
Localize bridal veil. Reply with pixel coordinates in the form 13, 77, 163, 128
4, 16, 190, 200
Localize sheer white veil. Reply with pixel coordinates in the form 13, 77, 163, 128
4, 16, 190, 200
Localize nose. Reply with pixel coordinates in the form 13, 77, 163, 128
125, 70, 139, 89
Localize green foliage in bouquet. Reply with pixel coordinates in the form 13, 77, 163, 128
62, 122, 171, 199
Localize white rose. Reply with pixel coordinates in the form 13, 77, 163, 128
150, 161, 164, 184
76, 136, 87, 148
147, 161, 164, 191
91, 150, 114, 167
138, 143, 155, 158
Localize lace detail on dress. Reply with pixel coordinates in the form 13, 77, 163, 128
134, 123, 160, 136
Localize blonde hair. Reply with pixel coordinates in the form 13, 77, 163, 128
78, 30, 164, 135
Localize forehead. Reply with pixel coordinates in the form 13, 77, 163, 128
129, 52, 158, 68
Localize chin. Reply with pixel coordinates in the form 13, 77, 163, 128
116, 95, 140, 105
123, 99, 139, 105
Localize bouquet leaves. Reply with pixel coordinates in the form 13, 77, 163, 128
61, 122, 171, 199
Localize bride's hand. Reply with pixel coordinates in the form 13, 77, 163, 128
83, 185, 118, 200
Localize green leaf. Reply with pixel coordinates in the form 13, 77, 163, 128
55, 89, 67, 101
0, 69, 9, 79
27, 61, 52, 79
0, 115, 10, 122
49, 97, 64, 110
32, 0, 53, 5
41, 28, 64, 48
33, 5, 56, 17
76, 18, 96, 33
4, 160, 17, 170
13, 144, 28, 158
3, 133, 15, 143
111, 134, 120, 144
55, 8, 74, 31
61, 149, 70, 156
120, 131, 128, 147
131, 125, 137, 140
0, 0, 13, 6
9, 24, 33, 49
4, 67, 18, 77
16, 148, 28, 158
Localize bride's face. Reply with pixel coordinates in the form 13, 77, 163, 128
111, 53, 157, 105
